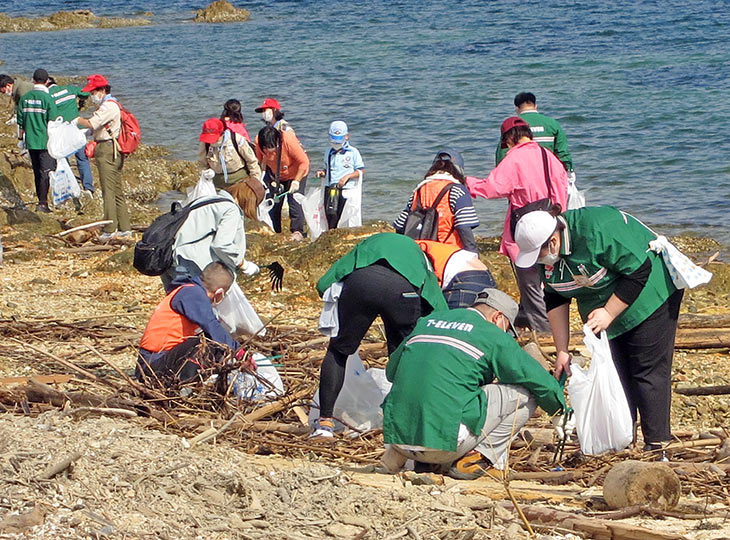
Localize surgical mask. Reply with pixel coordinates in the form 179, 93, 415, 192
90, 93, 102, 105
330, 142, 343, 150
262, 109, 274, 122
537, 243, 560, 266
2, 86, 11, 96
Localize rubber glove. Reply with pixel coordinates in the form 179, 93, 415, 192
242, 260, 260, 277
289, 180, 300, 194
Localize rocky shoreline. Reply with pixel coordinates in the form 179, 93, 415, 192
0, 1, 250, 33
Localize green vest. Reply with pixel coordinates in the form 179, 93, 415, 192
316, 233, 447, 312
495, 110, 573, 170
48, 84, 87, 122
541, 207, 676, 339
382, 308, 565, 451
17, 88, 58, 150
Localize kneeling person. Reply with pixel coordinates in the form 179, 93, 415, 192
136, 262, 241, 384
382, 288, 565, 477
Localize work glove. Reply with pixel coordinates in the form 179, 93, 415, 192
289, 180, 300, 194
17, 140, 25, 151
241, 260, 260, 277
202, 168, 215, 180
235, 347, 257, 371
551, 410, 576, 440
5, 115, 17, 126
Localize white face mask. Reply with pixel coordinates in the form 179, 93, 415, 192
262, 109, 274, 122
91, 93, 102, 105
2, 86, 11, 96
331, 142, 343, 150
537, 242, 560, 266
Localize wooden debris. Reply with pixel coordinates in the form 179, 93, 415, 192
675, 384, 730, 396
603, 461, 681, 510
37, 452, 82, 480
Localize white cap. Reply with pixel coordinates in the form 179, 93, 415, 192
514, 211, 557, 268
329, 120, 348, 143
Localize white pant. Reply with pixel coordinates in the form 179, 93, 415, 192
391, 384, 536, 470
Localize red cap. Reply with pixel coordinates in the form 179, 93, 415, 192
82, 74, 109, 92
500, 116, 529, 135
199, 118, 225, 143
254, 97, 281, 112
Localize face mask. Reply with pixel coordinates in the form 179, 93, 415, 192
91, 93, 102, 105
262, 109, 274, 122
537, 243, 560, 266
331, 142, 343, 150
2, 87, 11, 96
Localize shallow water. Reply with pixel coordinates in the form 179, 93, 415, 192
2, 1, 729, 242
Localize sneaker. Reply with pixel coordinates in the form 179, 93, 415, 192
290, 231, 304, 242
35, 204, 51, 214
447, 451, 492, 480
99, 232, 115, 241
116, 231, 132, 238
81, 189, 94, 200
309, 417, 335, 439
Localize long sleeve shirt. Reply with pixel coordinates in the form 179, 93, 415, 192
466, 141, 568, 262
255, 129, 309, 181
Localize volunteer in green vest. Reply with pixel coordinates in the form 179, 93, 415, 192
514, 206, 682, 451
312, 232, 448, 438
47, 77, 94, 194
381, 287, 565, 479
77, 74, 130, 239
17, 69, 58, 213
495, 92, 573, 172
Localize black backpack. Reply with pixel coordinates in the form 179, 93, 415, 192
403, 183, 454, 241
133, 197, 230, 276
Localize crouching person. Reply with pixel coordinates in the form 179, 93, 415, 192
381, 288, 566, 479
136, 262, 241, 385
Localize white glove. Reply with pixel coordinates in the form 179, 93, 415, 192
289, 180, 300, 194
6, 115, 17, 126
551, 413, 576, 440
17, 140, 24, 151
242, 260, 260, 277
71, 117, 79, 126
568, 170, 577, 183
202, 168, 215, 180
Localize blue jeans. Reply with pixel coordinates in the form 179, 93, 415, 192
73, 146, 94, 192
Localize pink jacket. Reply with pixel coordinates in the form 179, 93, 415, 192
466, 141, 568, 261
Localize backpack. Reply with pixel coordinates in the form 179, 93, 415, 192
105, 99, 141, 155
403, 183, 454, 241
133, 197, 230, 276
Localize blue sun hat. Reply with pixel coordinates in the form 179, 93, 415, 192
329, 121, 348, 144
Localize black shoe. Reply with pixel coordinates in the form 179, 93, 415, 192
35, 204, 51, 213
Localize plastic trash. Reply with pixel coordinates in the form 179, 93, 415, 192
308, 351, 392, 432
47, 116, 87, 159
229, 353, 285, 400
50, 158, 81, 206
296, 184, 328, 240
214, 281, 266, 337
566, 171, 585, 210
567, 325, 633, 455
338, 174, 363, 228
649, 235, 712, 289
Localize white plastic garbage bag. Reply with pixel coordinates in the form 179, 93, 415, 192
338, 174, 363, 228
649, 235, 713, 290
47, 117, 87, 159
229, 353, 285, 400
185, 169, 217, 204
566, 171, 585, 210
214, 281, 266, 337
308, 351, 392, 432
50, 158, 81, 206
567, 325, 633, 455
257, 197, 275, 230
295, 184, 328, 240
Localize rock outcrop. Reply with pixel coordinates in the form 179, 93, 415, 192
0, 10, 151, 33
194, 1, 251, 23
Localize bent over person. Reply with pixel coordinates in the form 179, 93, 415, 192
381, 288, 566, 478
312, 233, 448, 437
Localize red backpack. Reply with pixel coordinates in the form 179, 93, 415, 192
105, 99, 141, 155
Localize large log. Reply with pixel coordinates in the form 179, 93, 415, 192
502, 502, 688, 540
603, 460, 681, 510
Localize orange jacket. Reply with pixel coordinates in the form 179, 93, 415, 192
412, 179, 462, 248
255, 129, 310, 181
416, 240, 462, 286
140, 285, 199, 353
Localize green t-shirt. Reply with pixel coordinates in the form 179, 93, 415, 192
48, 84, 87, 122
17, 88, 58, 150
541, 206, 677, 339
316, 232, 447, 313
495, 110, 573, 171
382, 307, 565, 451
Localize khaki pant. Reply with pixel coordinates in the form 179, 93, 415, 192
95, 141, 130, 233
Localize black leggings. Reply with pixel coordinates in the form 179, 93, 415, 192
136, 337, 228, 384
318, 264, 424, 418
609, 289, 684, 444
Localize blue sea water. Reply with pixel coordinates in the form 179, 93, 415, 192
2, 1, 729, 243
